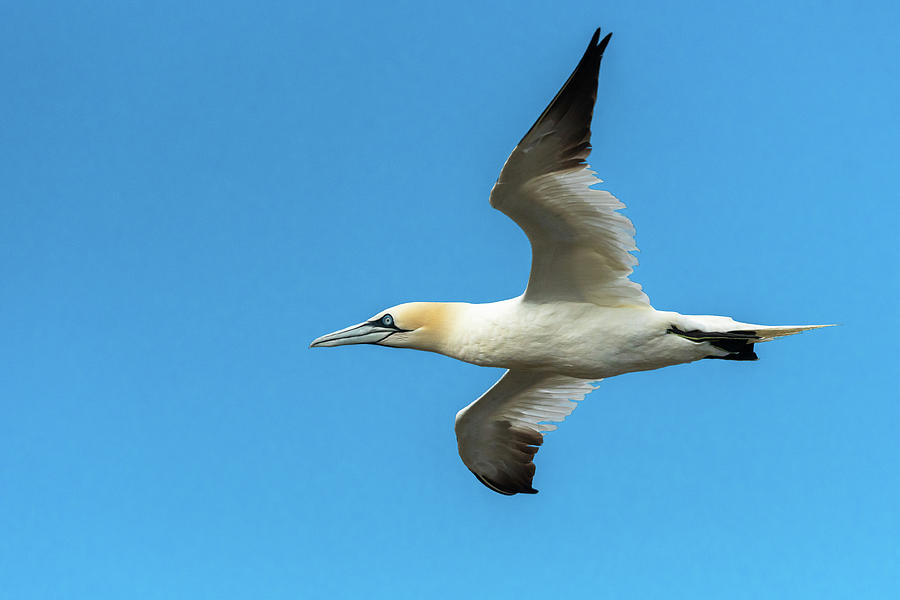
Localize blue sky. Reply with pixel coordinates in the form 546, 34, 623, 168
2, 1, 899, 598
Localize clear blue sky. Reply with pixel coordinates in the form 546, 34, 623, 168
2, 1, 898, 598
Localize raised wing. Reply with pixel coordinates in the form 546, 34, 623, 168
489, 28, 649, 307
454, 370, 599, 495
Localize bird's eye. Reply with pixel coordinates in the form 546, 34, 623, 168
381, 314, 394, 327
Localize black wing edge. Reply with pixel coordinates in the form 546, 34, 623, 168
471, 469, 539, 496
467, 423, 543, 496
514, 27, 612, 176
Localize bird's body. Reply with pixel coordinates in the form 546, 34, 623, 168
380, 299, 824, 379
397, 300, 723, 378
445, 300, 677, 378
311, 28, 830, 495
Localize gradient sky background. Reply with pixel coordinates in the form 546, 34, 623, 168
2, 1, 899, 598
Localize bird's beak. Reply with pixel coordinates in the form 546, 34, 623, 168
309, 321, 396, 348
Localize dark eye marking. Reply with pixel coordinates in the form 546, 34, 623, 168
367, 313, 408, 332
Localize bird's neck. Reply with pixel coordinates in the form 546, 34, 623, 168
416, 300, 517, 365
397, 301, 472, 355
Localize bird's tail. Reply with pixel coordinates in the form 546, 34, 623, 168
741, 323, 834, 341
669, 317, 834, 361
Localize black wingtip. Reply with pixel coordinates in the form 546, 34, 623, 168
589, 28, 612, 51
471, 470, 540, 496
575, 29, 611, 71
498, 26, 614, 181
598, 32, 612, 53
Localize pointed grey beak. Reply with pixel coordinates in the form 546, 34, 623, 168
309, 321, 396, 348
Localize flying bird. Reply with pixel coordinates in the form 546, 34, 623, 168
310, 28, 829, 495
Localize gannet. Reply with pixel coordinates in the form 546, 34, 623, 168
310, 28, 830, 495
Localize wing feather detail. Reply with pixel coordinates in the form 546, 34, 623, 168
454, 371, 599, 495
489, 28, 650, 307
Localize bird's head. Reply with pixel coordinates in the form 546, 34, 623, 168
309, 302, 458, 353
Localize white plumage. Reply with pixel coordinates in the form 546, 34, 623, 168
311, 28, 830, 495
494, 168, 648, 307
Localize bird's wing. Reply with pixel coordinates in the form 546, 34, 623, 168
454, 370, 599, 495
489, 28, 650, 307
